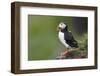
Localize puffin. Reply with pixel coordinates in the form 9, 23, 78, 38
57, 22, 79, 59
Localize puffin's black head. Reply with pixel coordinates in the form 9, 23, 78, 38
57, 22, 68, 32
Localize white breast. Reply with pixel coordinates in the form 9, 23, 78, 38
58, 31, 70, 48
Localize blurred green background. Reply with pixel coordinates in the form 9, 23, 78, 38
28, 15, 88, 60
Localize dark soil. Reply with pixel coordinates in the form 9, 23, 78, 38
56, 50, 87, 59
65, 50, 87, 59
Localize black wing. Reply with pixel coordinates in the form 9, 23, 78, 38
64, 32, 78, 48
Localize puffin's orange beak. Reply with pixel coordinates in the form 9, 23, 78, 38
57, 27, 61, 31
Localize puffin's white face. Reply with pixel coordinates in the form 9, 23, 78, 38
57, 22, 66, 31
